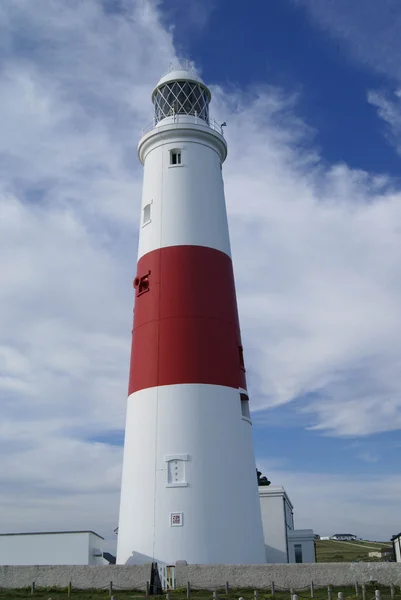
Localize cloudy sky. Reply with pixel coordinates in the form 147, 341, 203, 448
1, 0, 401, 550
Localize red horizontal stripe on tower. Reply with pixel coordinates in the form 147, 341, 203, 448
128, 245, 247, 394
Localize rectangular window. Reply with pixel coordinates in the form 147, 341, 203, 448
294, 544, 303, 563
239, 345, 245, 371
143, 203, 151, 225
165, 454, 189, 488
167, 459, 185, 485
170, 149, 181, 165
240, 392, 251, 421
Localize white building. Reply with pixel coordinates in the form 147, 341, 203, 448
259, 486, 315, 563
368, 548, 393, 559
331, 533, 357, 541
391, 532, 401, 562
0, 531, 107, 565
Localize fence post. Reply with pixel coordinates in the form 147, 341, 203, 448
311, 582, 315, 598
213, 590, 218, 600
355, 582, 359, 596
293, 595, 299, 600
166, 594, 171, 600
328, 586, 332, 600
271, 582, 275, 596
254, 591, 259, 600
338, 593, 344, 600
390, 584, 395, 599
225, 582, 229, 596
67, 581, 72, 598
31, 582, 35, 595
187, 581, 191, 600
375, 591, 381, 600
109, 581, 113, 597
290, 588, 294, 599
146, 581, 150, 598
362, 584, 366, 600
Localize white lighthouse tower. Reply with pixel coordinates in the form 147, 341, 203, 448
116, 60, 266, 566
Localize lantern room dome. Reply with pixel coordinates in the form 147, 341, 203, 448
152, 59, 211, 125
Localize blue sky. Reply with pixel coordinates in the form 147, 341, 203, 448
1, 0, 401, 548
161, 0, 401, 537
164, 0, 401, 176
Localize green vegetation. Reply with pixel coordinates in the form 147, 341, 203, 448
0, 585, 400, 600
315, 539, 393, 563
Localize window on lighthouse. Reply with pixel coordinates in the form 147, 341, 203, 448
143, 203, 151, 225
170, 149, 181, 165
238, 345, 245, 371
167, 460, 185, 484
165, 454, 189, 487
240, 392, 251, 421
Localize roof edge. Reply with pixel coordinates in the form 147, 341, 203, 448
0, 530, 105, 540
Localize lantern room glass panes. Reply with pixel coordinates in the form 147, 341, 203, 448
154, 81, 209, 124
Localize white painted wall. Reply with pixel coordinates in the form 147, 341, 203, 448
288, 530, 316, 564
117, 384, 266, 565
0, 532, 105, 566
259, 486, 289, 563
88, 532, 108, 565
137, 116, 230, 260
394, 535, 401, 562
259, 487, 315, 564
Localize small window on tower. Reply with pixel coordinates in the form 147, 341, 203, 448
143, 203, 151, 226
167, 460, 185, 485
239, 345, 245, 371
170, 149, 182, 166
165, 454, 189, 488
240, 392, 251, 422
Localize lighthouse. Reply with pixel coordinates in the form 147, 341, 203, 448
116, 60, 266, 566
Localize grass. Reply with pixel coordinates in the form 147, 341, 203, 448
0, 585, 400, 600
315, 540, 393, 563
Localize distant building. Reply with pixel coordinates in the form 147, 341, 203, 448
0, 531, 111, 565
259, 486, 316, 564
368, 547, 394, 559
391, 532, 401, 562
331, 533, 357, 541
320, 536, 331, 541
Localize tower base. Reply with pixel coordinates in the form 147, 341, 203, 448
117, 383, 266, 565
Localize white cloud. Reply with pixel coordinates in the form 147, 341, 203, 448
368, 88, 401, 155
292, 0, 401, 82
210, 86, 401, 437
162, 0, 217, 34
1, 0, 401, 543
0, 0, 174, 539
357, 452, 379, 464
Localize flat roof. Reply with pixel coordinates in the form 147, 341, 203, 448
0, 530, 104, 540
258, 485, 294, 509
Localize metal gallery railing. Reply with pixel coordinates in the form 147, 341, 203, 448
140, 113, 225, 138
